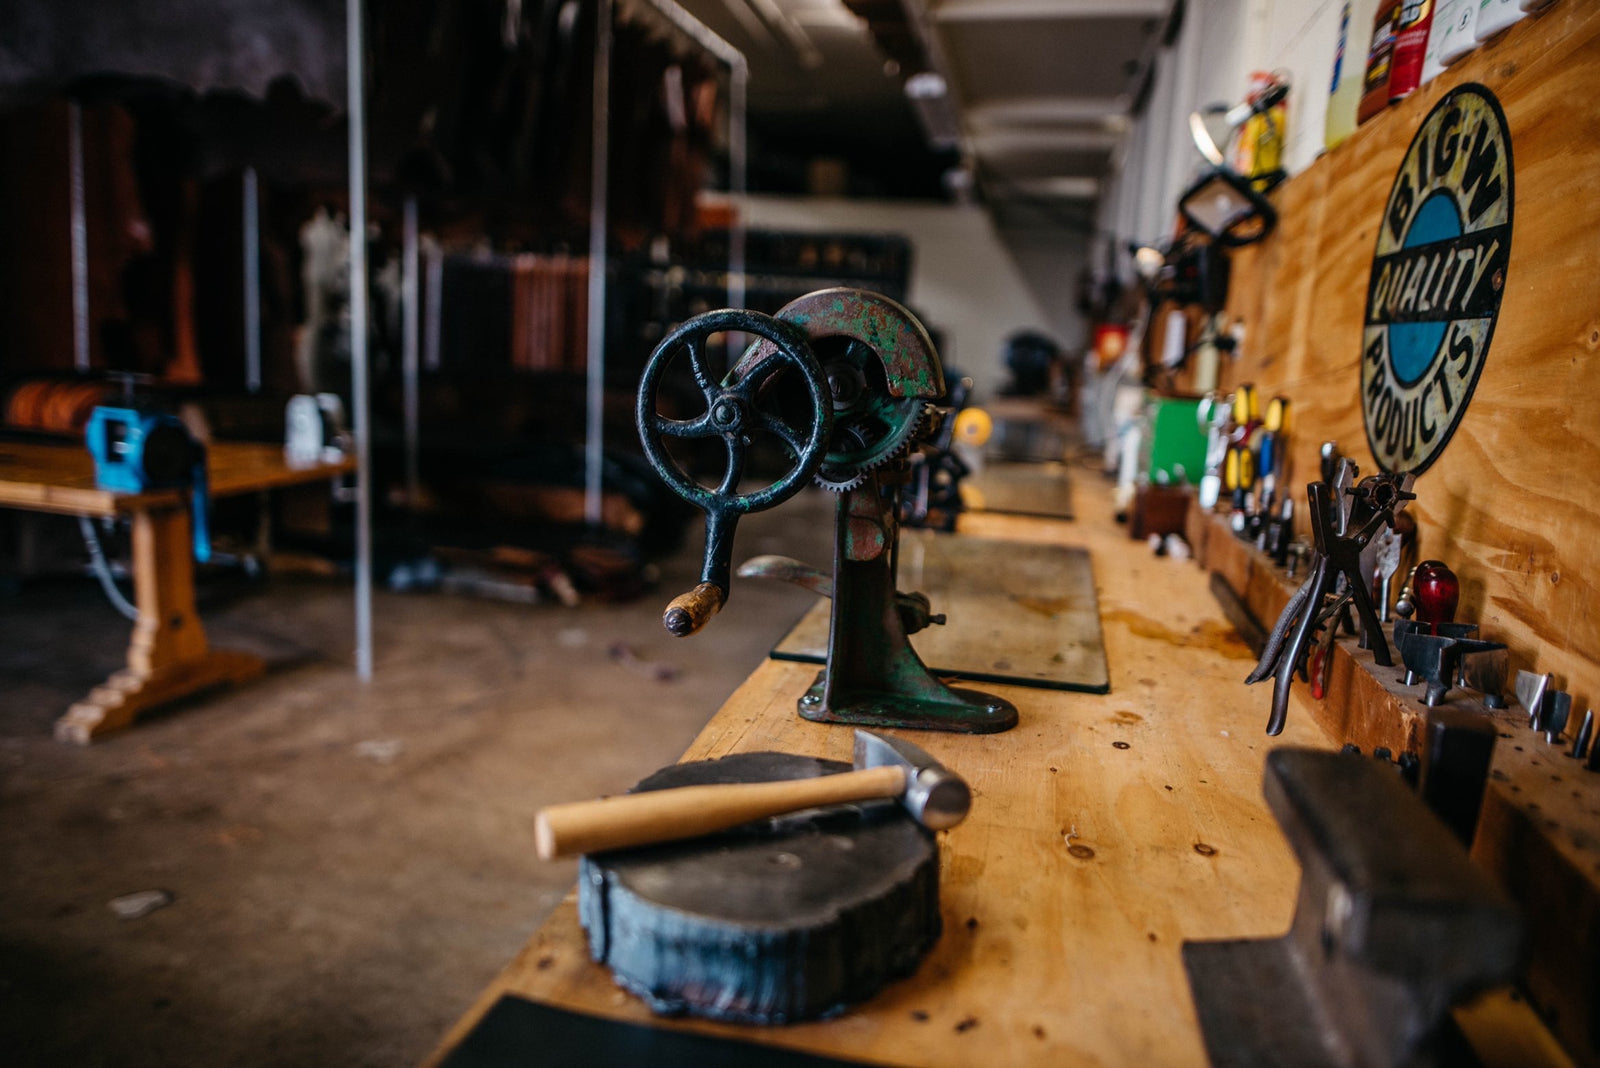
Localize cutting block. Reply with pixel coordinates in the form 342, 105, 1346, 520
577, 751, 942, 1024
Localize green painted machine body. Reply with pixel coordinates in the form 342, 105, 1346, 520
637, 288, 1017, 734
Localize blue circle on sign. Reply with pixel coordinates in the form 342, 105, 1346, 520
1387, 192, 1463, 386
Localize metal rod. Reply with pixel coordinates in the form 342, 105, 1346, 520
69, 101, 90, 373
638, 0, 743, 66
402, 196, 421, 508
584, 0, 613, 527
1569, 708, 1593, 760
728, 58, 747, 311
243, 166, 262, 392
636, 0, 746, 307
347, 0, 374, 681
424, 241, 443, 371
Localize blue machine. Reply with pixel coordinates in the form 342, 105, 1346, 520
85, 406, 211, 562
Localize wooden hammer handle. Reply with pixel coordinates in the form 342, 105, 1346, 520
535, 764, 906, 860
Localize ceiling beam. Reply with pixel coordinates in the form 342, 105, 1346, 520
999, 175, 1101, 199
932, 0, 1169, 21
969, 127, 1122, 153
964, 96, 1129, 128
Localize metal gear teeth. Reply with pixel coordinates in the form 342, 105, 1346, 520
812, 398, 929, 493
813, 468, 869, 493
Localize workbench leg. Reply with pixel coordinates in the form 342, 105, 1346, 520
55, 506, 264, 744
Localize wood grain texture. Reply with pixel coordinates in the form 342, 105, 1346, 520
430, 487, 1572, 1066
429, 487, 1341, 1067
1194, 498, 1600, 1064
1216, 4, 1600, 722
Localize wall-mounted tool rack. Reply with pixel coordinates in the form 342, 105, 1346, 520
1193, 500, 1600, 1064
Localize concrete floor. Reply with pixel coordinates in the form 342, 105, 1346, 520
0, 490, 835, 1067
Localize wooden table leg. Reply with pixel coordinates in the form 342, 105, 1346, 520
54, 505, 265, 744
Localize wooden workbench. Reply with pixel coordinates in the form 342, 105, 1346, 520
427, 479, 1571, 1067
0, 439, 354, 743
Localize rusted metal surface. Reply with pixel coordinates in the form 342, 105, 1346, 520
733, 288, 944, 400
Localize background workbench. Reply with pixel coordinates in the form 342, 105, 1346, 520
0, 439, 354, 742
425, 482, 1349, 1066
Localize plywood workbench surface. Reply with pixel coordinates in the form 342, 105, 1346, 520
430, 480, 1344, 1066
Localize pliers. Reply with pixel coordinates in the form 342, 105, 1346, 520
1246, 461, 1415, 734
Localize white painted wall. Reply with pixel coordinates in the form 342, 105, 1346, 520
993, 223, 1090, 358
739, 193, 1072, 399
1096, 0, 1360, 273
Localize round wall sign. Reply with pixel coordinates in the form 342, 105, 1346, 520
1362, 83, 1512, 474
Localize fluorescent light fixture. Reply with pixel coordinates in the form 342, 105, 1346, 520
905, 72, 948, 99
964, 96, 1126, 127
905, 72, 961, 150
933, 0, 1170, 20
969, 127, 1122, 154
1008, 175, 1101, 199
788, 0, 866, 29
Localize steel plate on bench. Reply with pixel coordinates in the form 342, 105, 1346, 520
770, 532, 1109, 693
962, 461, 1074, 519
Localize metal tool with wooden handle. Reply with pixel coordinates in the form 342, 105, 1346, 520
534, 729, 970, 860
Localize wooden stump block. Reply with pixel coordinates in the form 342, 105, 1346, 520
577, 751, 942, 1025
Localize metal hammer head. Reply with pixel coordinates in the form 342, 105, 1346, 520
854, 729, 971, 831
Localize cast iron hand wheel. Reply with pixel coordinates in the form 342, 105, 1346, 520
637, 308, 832, 635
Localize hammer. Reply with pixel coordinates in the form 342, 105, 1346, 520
534, 730, 970, 860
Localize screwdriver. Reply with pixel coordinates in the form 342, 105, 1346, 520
1232, 383, 1259, 430
1264, 394, 1290, 433
1224, 443, 1255, 518
1256, 429, 1280, 512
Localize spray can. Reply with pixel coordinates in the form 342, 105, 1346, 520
1388, 0, 1436, 102
1359, 0, 1401, 124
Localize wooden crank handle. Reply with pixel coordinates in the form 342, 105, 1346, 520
535, 763, 907, 860
663, 582, 725, 636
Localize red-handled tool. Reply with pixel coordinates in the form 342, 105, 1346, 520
1412, 560, 1460, 633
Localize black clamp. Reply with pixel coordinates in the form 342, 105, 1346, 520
1246, 463, 1416, 734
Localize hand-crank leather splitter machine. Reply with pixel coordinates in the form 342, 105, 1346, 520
637, 288, 1018, 733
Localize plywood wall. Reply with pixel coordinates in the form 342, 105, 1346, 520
1215, 2, 1600, 711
